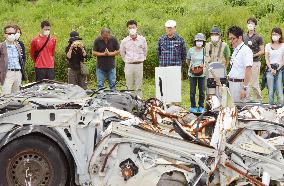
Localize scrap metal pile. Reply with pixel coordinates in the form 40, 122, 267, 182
0, 81, 283, 186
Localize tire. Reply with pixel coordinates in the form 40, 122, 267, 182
0, 135, 68, 186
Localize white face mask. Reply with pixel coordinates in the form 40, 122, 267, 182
7, 34, 16, 42
211, 35, 219, 43
272, 35, 280, 42
196, 41, 203, 47
15, 33, 21, 40
43, 30, 50, 36
247, 23, 255, 31
129, 28, 137, 36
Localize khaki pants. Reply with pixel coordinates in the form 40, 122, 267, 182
249, 62, 262, 102
124, 63, 143, 97
229, 81, 250, 103
2, 70, 22, 95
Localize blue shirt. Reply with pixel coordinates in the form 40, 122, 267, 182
157, 34, 186, 67
6, 44, 21, 70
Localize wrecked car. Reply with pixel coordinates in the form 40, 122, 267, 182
0, 81, 283, 186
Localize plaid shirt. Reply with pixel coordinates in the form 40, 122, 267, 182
157, 34, 186, 66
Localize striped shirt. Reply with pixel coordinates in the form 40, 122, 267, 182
6, 44, 21, 69
157, 34, 186, 66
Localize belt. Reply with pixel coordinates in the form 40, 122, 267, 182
128, 61, 143, 64
229, 78, 244, 82
8, 69, 21, 71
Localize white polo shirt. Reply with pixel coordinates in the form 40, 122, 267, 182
228, 42, 253, 79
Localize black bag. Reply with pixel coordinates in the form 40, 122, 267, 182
34, 34, 50, 60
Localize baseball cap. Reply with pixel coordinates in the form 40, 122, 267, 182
165, 20, 176, 28
210, 26, 221, 34
194, 33, 206, 41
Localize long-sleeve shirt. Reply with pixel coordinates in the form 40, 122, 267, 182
120, 35, 148, 63
157, 33, 186, 67
30, 35, 56, 68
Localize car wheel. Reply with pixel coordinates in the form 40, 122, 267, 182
0, 135, 68, 186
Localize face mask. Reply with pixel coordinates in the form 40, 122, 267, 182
272, 35, 280, 42
211, 35, 219, 43
129, 28, 137, 36
196, 41, 203, 47
15, 33, 21, 40
7, 34, 16, 42
247, 23, 255, 31
43, 30, 50, 36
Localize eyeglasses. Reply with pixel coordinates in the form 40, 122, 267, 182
5, 33, 15, 35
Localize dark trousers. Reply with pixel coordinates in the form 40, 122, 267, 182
68, 68, 87, 89
190, 76, 205, 108
35, 68, 55, 82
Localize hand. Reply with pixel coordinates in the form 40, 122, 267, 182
200, 64, 204, 68
240, 89, 247, 100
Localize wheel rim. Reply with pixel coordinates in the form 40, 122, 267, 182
6, 149, 53, 186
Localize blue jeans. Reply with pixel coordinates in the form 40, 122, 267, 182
267, 70, 283, 106
96, 67, 116, 91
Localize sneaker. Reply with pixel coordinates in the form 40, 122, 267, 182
189, 107, 198, 113
197, 107, 205, 113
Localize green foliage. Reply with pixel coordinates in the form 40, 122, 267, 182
0, 0, 283, 83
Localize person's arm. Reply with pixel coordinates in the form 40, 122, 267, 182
66, 45, 73, 59
119, 40, 126, 61
181, 39, 187, 62
143, 37, 148, 60
254, 45, 264, 58
157, 38, 161, 61
240, 49, 253, 100
223, 44, 231, 68
277, 50, 284, 71
52, 37, 56, 57
30, 38, 36, 62
107, 38, 120, 56
92, 39, 107, 57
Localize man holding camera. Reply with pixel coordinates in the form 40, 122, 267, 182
30, 20, 57, 81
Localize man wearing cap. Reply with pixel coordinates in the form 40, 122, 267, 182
228, 26, 253, 103
205, 26, 231, 67
120, 20, 148, 97
65, 31, 87, 89
30, 20, 56, 81
157, 20, 186, 67
243, 17, 264, 103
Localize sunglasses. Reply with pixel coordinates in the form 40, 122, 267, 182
5, 33, 15, 35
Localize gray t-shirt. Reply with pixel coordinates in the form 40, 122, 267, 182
243, 32, 264, 62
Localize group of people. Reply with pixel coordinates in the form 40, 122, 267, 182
0, 18, 284, 110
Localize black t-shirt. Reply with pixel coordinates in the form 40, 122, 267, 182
93, 36, 119, 71
65, 45, 85, 70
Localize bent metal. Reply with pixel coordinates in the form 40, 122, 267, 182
0, 81, 283, 185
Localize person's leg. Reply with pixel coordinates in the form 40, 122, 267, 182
276, 71, 283, 106
124, 64, 134, 90
2, 71, 14, 95
190, 77, 197, 108
229, 81, 242, 103
198, 77, 205, 108
134, 63, 143, 97
46, 68, 55, 80
68, 68, 78, 85
78, 73, 87, 89
250, 62, 262, 101
96, 68, 106, 90
266, 71, 275, 106
11, 71, 22, 93
35, 68, 45, 82
107, 67, 116, 91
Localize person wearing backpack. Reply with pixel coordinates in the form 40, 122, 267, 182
187, 33, 206, 113
205, 26, 231, 67
30, 20, 56, 81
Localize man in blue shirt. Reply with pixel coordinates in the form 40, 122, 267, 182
157, 20, 186, 67
0, 25, 24, 95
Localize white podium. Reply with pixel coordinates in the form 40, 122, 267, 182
155, 66, 181, 103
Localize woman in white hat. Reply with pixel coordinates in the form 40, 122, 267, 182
187, 33, 206, 113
